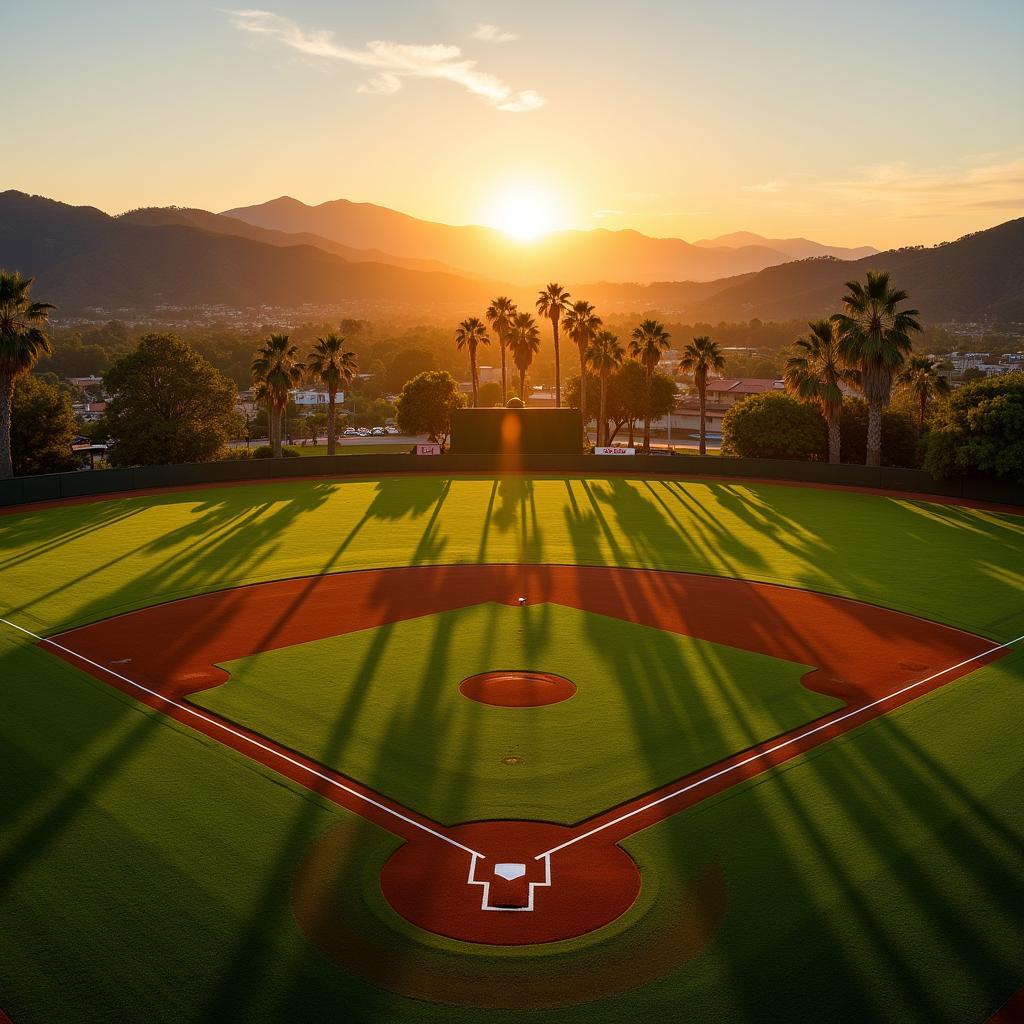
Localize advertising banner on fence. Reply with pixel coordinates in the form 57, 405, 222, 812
416, 444, 442, 456
594, 446, 635, 456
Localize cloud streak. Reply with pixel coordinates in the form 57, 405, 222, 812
226, 9, 544, 112
473, 24, 518, 43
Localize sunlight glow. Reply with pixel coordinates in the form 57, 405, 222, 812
483, 183, 564, 240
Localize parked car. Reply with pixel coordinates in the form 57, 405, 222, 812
370, 426, 386, 436
343, 427, 359, 437
385, 426, 400, 435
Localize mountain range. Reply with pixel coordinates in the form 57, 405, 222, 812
223, 196, 877, 284
1, 189, 1021, 323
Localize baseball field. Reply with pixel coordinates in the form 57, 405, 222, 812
0, 473, 1021, 1023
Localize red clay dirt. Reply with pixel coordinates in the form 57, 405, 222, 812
459, 670, 576, 707
989, 987, 1024, 1023
45, 564, 1004, 948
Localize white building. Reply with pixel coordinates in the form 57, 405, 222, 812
290, 389, 345, 406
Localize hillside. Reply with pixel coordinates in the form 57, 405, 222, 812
223, 196, 796, 284
686, 220, 1024, 322
117, 207, 470, 277
0, 192, 497, 314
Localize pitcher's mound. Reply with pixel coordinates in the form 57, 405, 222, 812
460, 671, 576, 707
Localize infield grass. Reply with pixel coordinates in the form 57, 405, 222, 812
192, 602, 837, 823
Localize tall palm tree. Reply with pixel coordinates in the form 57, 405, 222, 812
833, 271, 921, 467
587, 330, 625, 446
0, 272, 54, 479
784, 320, 856, 464
251, 334, 305, 458
562, 299, 603, 442
898, 354, 950, 430
678, 336, 725, 455
455, 317, 490, 407
509, 312, 541, 402
629, 319, 671, 452
485, 296, 517, 405
308, 332, 358, 455
535, 282, 571, 407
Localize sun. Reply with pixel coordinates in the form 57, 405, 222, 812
483, 183, 564, 241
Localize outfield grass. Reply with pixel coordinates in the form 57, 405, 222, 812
193, 603, 835, 824
0, 474, 1021, 1024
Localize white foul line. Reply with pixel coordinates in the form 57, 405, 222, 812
535, 632, 1024, 860
0, 616, 485, 860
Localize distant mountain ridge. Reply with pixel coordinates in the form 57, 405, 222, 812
1, 190, 1020, 322
222, 196, 861, 285
0, 191, 498, 313
695, 231, 877, 262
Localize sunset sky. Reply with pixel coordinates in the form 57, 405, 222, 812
6, 0, 1023, 249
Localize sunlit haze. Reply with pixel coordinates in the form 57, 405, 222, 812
3, 0, 1023, 248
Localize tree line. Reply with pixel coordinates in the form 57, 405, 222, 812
1, 268, 1021, 481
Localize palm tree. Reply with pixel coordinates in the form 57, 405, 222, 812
784, 320, 856, 464
562, 299, 603, 442
251, 334, 305, 457
833, 271, 921, 467
898, 354, 950, 430
0, 272, 54, 479
678, 336, 725, 455
535, 283, 571, 407
587, 330, 625, 446
485, 296, 517, 405
455, 317, 490, 407
629, 319, 671, 452
509, 312, 541, 402
308, 332, 358, 455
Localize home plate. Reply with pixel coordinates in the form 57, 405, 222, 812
495, 863, 527, 881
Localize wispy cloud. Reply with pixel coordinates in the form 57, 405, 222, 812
473, 23, 518, 43
821, 158, 1024, 212
225, 10, 544, 112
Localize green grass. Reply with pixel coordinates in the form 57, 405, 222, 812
0, 474, 1021, 1023
193, 603, 836, 824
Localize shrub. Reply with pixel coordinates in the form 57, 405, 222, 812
923, 372, 1024, 481
251, 444, 300, 459
721, 393, 827, 461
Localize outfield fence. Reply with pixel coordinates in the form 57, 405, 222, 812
1, 453, 1021, 508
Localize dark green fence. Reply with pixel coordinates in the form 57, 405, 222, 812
1, 453, 1021, 509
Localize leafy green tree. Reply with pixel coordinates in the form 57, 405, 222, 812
509, 312, 541, 401
308, 333, 357, 455
679, 336, 725, 455
10, 374, 77, 475
536, 283, 571, 407
477, 380, 503, 407
586, 330, 625, 446
251, 334, 304, 457
102, 334, 238, 466
454, 317, 490, 407
384, 347, 437, 394
833, 271, 921, 467
784, 320, 857, 464
722, 393, 827, 461
629, 319, 671, 451
395, 370, 464, 449
485, 296, 517, 405
923, 372, 1024, 481
563, 300, 603, 439
897, 355, 951, 429
0, 271, 55, 479
839, 399, 920, 468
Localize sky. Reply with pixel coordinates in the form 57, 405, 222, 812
4, 0, 1023, 249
